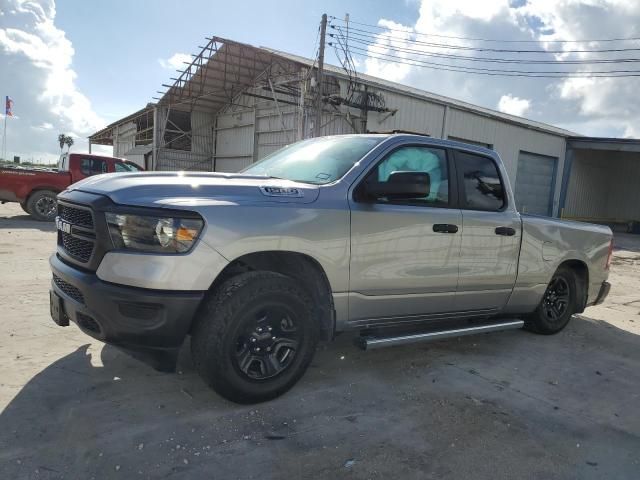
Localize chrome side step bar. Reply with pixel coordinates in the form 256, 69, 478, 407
355, 320, 524, 351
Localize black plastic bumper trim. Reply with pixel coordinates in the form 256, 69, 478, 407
593, 281, 611, 306
49, 253, 204, 370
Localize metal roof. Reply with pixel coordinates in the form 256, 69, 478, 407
90, 36, 581, 140
567, 136, 640, 152
89, 105, 154, 145
156, 37, 290, 113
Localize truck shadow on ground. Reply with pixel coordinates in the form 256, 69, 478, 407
0, 214, 56, 232
1, 317, 639, 479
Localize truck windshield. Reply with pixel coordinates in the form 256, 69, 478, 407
242, 136, 384, 184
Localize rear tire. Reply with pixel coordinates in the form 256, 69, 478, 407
26, 190, 57, 221
525, 266, 577, 335
191, 271, 319, 404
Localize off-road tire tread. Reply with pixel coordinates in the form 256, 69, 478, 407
191, 271, 318, 403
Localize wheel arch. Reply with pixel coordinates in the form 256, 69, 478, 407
205, 251, 335, 341
557, 258, 589, 313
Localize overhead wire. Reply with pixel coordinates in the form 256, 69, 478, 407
335, 34, 640, 65
339, 45, 640, 78
327, 15, 640, 78
328, 24, 640, 54
328, 15, 640, 44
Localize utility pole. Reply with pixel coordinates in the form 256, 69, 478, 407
314, 13, 327, 137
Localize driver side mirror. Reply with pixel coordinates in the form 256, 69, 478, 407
363, 171, 431, 201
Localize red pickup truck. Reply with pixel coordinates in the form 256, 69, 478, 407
0, 153, 142, 221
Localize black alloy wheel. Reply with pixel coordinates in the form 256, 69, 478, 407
35, 196, 57, 219
233, 306, 301, 380
525, 266, 577, 335
541, 277, 570, 322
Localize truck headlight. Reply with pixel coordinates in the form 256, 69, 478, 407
105, 213, 203, 253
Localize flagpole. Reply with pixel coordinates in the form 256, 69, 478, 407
2, 113, 6, 161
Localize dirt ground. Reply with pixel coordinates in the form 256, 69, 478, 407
1, 202, 639, 480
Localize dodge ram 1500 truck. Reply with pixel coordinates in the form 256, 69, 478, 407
0, 153, 142, 221
49, 135, 613, 403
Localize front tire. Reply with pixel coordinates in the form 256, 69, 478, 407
26, 190, 57, 221
525, 266, 577, 335
191, 271, 319, 404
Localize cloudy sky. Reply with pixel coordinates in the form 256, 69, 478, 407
1, 0, 639, 164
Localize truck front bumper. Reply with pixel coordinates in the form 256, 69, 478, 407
49, 253, 204, 371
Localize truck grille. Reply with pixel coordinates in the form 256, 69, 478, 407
60, 232, 94, 263
53, 274, 85, 304
58, 204, 94, 229
57, 201, 97, 265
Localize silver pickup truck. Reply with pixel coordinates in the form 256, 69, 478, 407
49, 134, 613, 403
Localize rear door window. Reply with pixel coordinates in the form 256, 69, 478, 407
456, 151, 505, 211
80, 158, 107, 176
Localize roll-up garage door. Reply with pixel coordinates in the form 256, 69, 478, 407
514, 151, 557, 216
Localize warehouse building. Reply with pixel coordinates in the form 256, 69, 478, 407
89, 36, 640, 225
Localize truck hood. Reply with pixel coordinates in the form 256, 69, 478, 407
69, 171, 320, 208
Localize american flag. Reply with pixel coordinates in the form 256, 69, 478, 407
5, 96, 13, 117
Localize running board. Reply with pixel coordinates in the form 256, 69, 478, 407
355, 320, 524, 351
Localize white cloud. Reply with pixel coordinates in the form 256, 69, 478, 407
0, 0, 105, 163
31, 121, 54, 130
497, 94, 531, 116
362, 0, 640, 138
363, 20, 414, 83
158, 52, 191, 70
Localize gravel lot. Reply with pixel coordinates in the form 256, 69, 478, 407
1, 202, 639, 479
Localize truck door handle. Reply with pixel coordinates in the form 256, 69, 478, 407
433, 224, 459, 234
495, 226, 516, 236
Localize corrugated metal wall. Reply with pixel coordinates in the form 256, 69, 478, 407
564, 149, 640, 222
367, 90, 445, 135
215, 108, 255, 172
606, 152, 640, 222
255, 106, 298, 160
113, 122, 136, 157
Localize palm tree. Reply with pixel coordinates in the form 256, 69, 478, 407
64, 136, 74, 152
58, 133, 66, 152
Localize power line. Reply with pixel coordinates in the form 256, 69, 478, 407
329, 16, 640, 44
334, 34, 640, 65
328, 24, 640, 54
340, 45, 640, 78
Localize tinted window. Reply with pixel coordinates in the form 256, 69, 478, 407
81, 158, 107, 176
365, 146, 449, 206
456, 151, 505, 211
